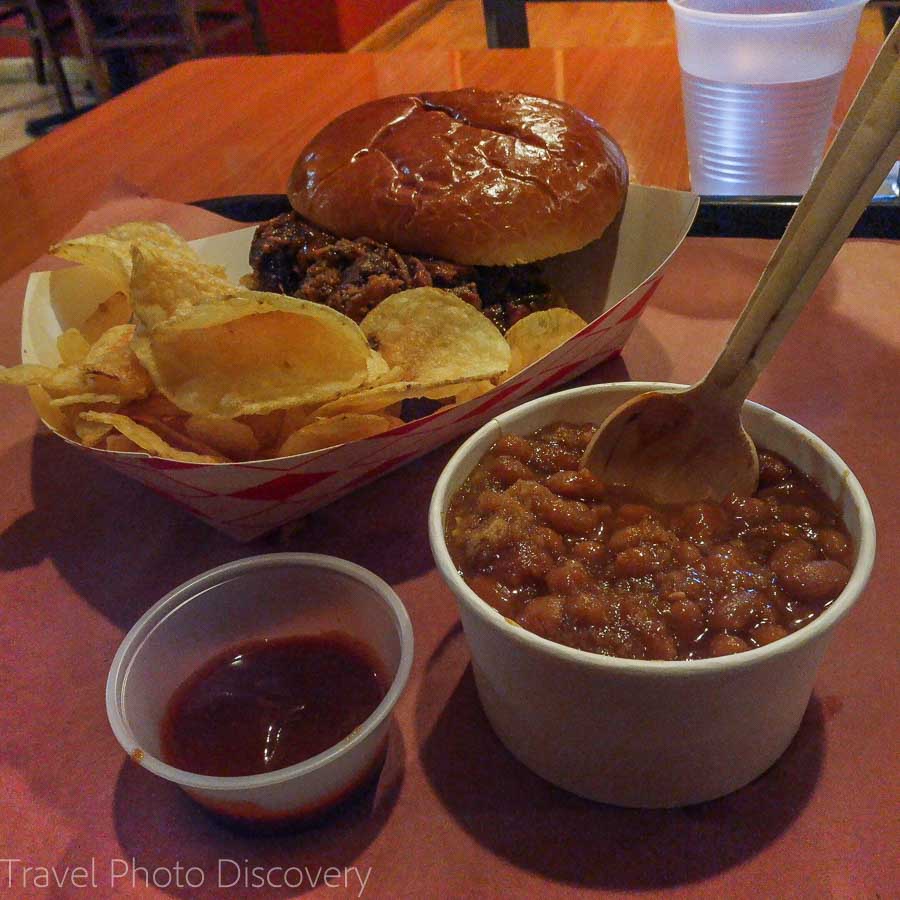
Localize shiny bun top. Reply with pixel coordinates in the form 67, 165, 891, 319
288, 88, 628, 265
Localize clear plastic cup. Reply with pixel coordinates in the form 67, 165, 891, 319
106, 553, 414, 829
668, 0, 867, 195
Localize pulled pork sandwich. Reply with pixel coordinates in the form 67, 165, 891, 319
249, 88, 628, 331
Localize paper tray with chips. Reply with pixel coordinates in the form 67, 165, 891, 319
21, 184, 698, 541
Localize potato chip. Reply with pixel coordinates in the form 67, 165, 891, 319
27, 385, 72, 436
80, 292, 132, 344
451, 380, 495, 404
423, 382, 475, 400
57, 400, 122, 440
104, 433, 143, 453
365, 350, 395, 385
84, 323, 132, 360
128, 413, 228, 459
81, 412, 223, 464
0, 364, 58, 386
504, 308, 588, 378
2, 360, 98, 400
185, 415, 259, 461
38, 365, 93, 399
52, 222, 217, 295
50, 392, 121, 408
81, 324, 153, 401
121, 392, 184, 419
275, 405, 316, 447
132, 291, 370, 417
361, 288, 510, 384
57, 329, 91, 365
315, 378, 464, 418
314, 382, 420, 417
130, 244, 232, 328
50, 234, 132, 289
104, 222, 198, 257
74, 415, 114, 447
240, 410, 287, 453
278, 414, 403, 457
8, 319, 147, 413
6, 221, 530, 465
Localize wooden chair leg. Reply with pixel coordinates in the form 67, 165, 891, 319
63, 0, 111, 100
243, 0, 269, 54
31, 37, 46, 83
21, 4, 47, 84
176, 0, 204, 56
25, 0, 74, 113
482, 0, 529, 48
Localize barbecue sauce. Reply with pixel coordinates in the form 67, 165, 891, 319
161, 634, 385, 777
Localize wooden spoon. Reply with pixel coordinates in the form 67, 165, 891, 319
582, 22, 900, 505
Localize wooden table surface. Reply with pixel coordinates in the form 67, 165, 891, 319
1, 44, 897, 900
0, 43, 877, 285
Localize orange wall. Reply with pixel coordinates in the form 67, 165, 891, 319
335, 0, 415, 48
258, 0, 344, 53
0, 18, 27, 57
259, 0, 416, 52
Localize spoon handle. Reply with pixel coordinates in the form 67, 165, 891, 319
700, 21, 900, 403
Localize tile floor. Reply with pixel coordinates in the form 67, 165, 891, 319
0, 56, 94, 158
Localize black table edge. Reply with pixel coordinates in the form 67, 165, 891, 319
191, 194, 899, 240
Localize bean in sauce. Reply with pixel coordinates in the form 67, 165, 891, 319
445, 422, 854, 660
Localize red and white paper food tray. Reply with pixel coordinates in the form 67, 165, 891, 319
21, 184, 697, 541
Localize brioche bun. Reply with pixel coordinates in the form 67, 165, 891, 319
287, 88, 628, 266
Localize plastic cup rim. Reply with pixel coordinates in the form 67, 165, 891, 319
105, 552, 415, 792
667, 0, 867, 25
428, 382, 876, 678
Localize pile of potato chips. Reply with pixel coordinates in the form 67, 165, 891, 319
1, 222, 587, 463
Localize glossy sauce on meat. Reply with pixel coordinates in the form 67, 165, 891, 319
446, 422, 854, 660
161, 634, 385, 777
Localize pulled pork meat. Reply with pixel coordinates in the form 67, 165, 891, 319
249, 211, 555, 331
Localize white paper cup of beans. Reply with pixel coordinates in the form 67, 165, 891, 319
428, 383, 875, 807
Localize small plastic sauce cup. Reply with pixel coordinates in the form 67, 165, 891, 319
106, 553, 413, 828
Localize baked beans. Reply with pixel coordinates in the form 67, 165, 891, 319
445, 422, 853, 660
